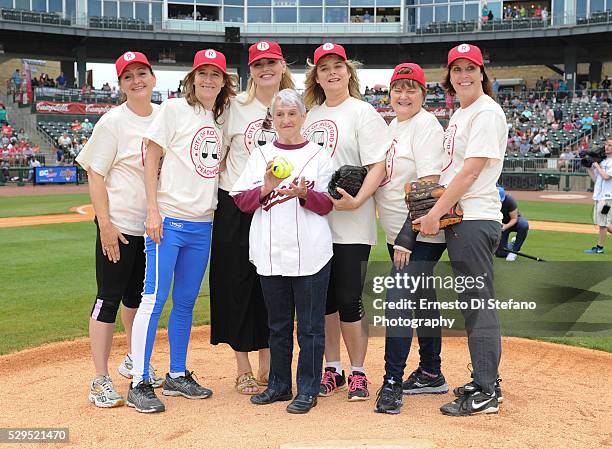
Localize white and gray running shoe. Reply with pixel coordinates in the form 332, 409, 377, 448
118, 354, 164, 388
162, 371, 212, 399
88, 375, 125, 408
126, 380, 165, 413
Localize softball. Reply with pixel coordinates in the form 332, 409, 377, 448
271, 156, 294, 179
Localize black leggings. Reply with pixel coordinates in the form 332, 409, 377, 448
325, 243, 371, 323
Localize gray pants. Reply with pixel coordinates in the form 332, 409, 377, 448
445, 220, 502, 394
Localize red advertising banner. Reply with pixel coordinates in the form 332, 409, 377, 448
35, 101, 116, 115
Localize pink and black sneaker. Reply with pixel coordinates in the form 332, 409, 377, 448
319, 367, 347, 397
348, 371, 370, 401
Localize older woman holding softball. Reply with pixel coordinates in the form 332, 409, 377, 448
231, 88, 334, 414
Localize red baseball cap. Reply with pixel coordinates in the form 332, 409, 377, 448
313, 43, 347, 65
192, 49, 227, 74
249, 41, 283, 65
115, 51, 152, 77
390, 63, 426, 88
447, 43, 484, 67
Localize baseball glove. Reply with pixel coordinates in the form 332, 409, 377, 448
405, 181, 463, 232
328, 165, 368, 200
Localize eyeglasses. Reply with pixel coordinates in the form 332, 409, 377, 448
262, 107, 272, 130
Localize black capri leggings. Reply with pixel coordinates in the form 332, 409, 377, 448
325, 243, 371, 323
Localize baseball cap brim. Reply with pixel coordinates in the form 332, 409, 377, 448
249, 52, 283, 65
118, 61, 152, 77
191, 62, 227, 75
447, 55, 483, 67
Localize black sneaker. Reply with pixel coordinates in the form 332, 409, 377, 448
347, 371, 370, 402
286, 394, 317, 414
453, 378, 503, 404
374, 380, 403, 415
127, 380, 165, 413
162, 371, 212, 399
440, 388, 499, 416
402, 368, 449, 395
319, 367, 347, 397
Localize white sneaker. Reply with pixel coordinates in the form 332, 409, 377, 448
118, 355, 164, 388
89, 375, 125, 408
506, 252, 518, 262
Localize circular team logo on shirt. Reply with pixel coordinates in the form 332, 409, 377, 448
442, 124, 457, 173
190, 126, 221, 178
244, 120, 277, 154
205, 49, 217, 59
457, 44, 471, 53
379, 138, 396, 187
124, 52, 136, 61
302, 120, 338, 157
322, 43, 335, 51
256, 42, 270, 51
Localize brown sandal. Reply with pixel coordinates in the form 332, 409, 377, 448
236, 372, 260, 395
257, 375, 269, 386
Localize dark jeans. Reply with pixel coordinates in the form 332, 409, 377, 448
384, 242, 446, 382
496, 217, 529, 257
259, 261, 331, 397
445, 220, 502, 395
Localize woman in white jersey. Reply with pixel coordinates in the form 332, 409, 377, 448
77, 51, 164, 408
126, 49, 238, 413
232, 89, 334, 414
373, 63, 448, 415
210, 40, 295, 395
414, 43, 507, 417
303, 43, 387, 401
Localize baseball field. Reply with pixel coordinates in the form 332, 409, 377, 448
1, 186, 611, 449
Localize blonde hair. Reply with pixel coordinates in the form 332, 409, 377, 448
303, 57, 362, 109
182, 69, 239, 124
241, 63, 295, 105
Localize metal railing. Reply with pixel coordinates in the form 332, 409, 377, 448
1, 7, 612, 35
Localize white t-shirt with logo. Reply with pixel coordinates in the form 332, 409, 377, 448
219, 92, 276, 191
76, 102, 160, 236
593, 157, 612, 200
374, 109, 445, 245
439, 94, 507, 222
144, 97, 221, 221
230, 141, 334, 276
303, 96, 387, 245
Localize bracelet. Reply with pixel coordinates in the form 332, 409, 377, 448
393, 245, 412, 254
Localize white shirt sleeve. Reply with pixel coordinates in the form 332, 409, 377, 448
316, 151, 335, 193
357, 105, 388, 166
465, 110, 506, 160
230, 150, 263, 195
412, 117, 444, 179
75, 121, 118, 176
143, 100, 176, 155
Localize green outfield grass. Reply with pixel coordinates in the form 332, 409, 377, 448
0, 193, 91, 218
1, 217, 610, 355
517, 200, 593, 224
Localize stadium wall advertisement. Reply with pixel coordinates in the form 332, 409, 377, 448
35, 101, 116, 115
35, 166, 78, 184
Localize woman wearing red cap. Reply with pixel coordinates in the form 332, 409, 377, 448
303, 42, 387, 401
413, 43, 507, 416
373, 63, 448, 415
76, 51, 163, 408
209, 40, 295, 395
126, 49, 238, 413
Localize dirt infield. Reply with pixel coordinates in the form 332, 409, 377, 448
1, 326, 610, 449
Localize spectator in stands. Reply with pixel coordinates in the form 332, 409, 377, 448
495, 187, 529, 262
492, 78, 499, 96
55, 145, 65, 165
2, 123, 13, 137
82, 118, 94, 131
1, 158, 9, 180
602, 106, 609, 121
481, 3, 489, 21
541, 7, 548, 24
56, 72, 66, 88
17, 128, 28, 141
363, 10, 372, 22
71, 119, 82, 131
519, 5, 526, 17
102, 82, 111, 92
0, 105, 7, 125
11, 69, 22, 92
551, 120, 560, 130
584, 137, 612, 254
602, 76, 611, 90
581, 114, 594, 131
57, 131, 72, 151
545, 106, 554, 124
488, 10, 494, 21
519, 138, 530, 155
